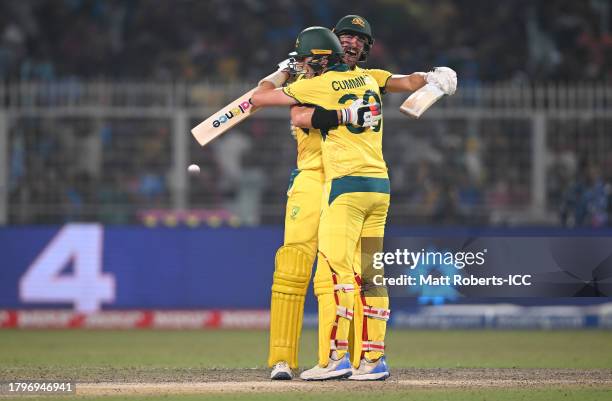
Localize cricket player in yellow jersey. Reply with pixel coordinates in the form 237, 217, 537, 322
287, 16, 457, 381
267, 71, 324, 380
254, 26, 391, 381
261, 18, 457, 381
258, 44, 382, 380
286, 49, 390, 382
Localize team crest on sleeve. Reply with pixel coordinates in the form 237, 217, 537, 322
290, 206, 301, 220
352, 17, 365, 27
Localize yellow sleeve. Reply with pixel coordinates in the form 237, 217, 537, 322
363, 68, 392, 94
283, 76, 328, 106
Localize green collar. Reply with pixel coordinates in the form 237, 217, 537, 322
327, 63, 350, 72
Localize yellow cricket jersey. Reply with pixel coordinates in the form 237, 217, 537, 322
293, 125, 323, 171
283, 65, 388, 181
290, 68, 391, 174
290, 75, 323, 172
354, 67, 392, 95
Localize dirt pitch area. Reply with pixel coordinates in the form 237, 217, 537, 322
72, 368, 612, 396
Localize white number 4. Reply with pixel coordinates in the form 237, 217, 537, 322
20, 224, 115, 313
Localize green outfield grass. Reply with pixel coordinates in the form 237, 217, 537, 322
1, 329, 611, 369
0, 329, 610, 401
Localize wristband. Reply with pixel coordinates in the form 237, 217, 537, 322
312, 106, 340, 129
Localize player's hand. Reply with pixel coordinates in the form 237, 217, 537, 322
278, 58, 301, 80
426, 67, 457, 95
341, 99, 382, 127
258, 61, 290, 88
277, 58, 291, 72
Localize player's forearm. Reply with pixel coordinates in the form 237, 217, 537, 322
385, 72, 427, 93
251, 86, 297, 107
251, 68, 296, 107
292, 102, 381, 130
291, 106, 316, 129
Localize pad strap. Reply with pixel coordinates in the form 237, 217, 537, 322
362, 340, 385, 352
336, 306, 354, 320
363, 306, 390, 321
334, 283, 355, 292
330, 339, 349, 351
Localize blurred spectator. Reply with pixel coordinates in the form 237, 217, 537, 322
3, 0, 611, 227
212, 129, 252, 196
97, 172, 132, 224
212, 129, 267, 225
0, 0, 610, 83
560, 160, 611, 227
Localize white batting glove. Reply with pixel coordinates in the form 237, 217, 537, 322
340, 99, 382, 127
258, 60, 291, 88
277, 58, 291, 71
425, 67, 457, 95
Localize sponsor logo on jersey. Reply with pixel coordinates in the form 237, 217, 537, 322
212, 99, 253, 128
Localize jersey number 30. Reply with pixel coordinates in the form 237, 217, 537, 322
338, 90, 382, 134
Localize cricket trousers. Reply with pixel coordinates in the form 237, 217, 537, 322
314, 175, 391, 367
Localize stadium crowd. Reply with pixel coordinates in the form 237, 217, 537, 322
8, 113, 611, 227
2, 0, 611, 227
1, 0, 611, 83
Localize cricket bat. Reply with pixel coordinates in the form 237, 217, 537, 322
191, 88, 259, 146
399, 83, 445, 119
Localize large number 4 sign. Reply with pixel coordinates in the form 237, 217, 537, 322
19, 224, 115, 313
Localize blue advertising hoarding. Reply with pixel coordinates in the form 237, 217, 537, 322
1, 224, 282, 311
2, 224, 611, 314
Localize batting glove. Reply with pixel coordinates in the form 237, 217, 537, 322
277, 58, 291, 71
340, 99, 382, 127
425, 67, 457, 95
258, 59, 292, 88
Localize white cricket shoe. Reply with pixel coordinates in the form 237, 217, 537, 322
349, 356, 390, 381
299, 353, 352, 381
270, 361, 293, 380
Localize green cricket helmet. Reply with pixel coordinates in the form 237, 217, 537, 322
289, 26, 344, 59
288, 26, 344, 74
332, 15, 374, 62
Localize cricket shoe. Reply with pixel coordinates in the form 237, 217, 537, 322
299, 353, 352, 381
348, 356, 390, 381
270, 361, 293, 380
